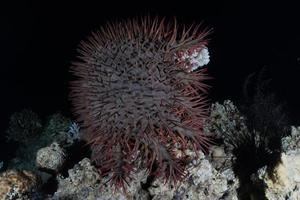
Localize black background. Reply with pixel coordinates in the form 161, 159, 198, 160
1, 0, 300, 159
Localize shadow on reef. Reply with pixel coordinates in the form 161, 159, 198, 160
233, 137, 281, 200
233, 68, 291, 200
60, 140, 92, 178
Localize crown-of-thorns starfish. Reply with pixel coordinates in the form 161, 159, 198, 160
70, 16, 211, 189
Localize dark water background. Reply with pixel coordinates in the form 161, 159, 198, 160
1, 0, 300, 160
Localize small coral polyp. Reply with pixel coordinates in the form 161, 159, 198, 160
70, 17, 211, 189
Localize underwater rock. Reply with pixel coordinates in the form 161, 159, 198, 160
204, 100, 249, 151
35, 99, 300, 199
5, 112, 75, 172
148, 150, 239, 200
256, 127, 300, 200
256, 151, 300, 200
209, 145, 234, 171
36, 142, 66, 172
46, 105, 241, 200
282, 126, 300, 152
51, 158, 100, 199
0, 170, 41, 200
50, 157, 149, 200
97, 168, 149, 200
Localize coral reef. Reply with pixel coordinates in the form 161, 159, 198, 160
92, 165, 149, 200
36, 142, 66, 172
47, 146, 238, 200
50, 158, 101, 200
6, 109, 42, 144
253, 126, 300, 200
281, 126, 300, 152
70, 17, 211, 187
147, 147, 238, 200
6, 111, 77, 171
2, 99, 299, 199
205, 100, 249, 150
50, 158, 149, 200
41, 113, 74, 147
0, 170, 41, 200
205, 98, 293, 199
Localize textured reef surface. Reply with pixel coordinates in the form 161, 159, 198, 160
0, 100, 299, 200
1, 17, 298, 200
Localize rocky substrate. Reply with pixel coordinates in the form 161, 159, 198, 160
1, 100, 300, 200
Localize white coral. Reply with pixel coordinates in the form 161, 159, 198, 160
189, 47, 210, 71
176, 47, 210, 72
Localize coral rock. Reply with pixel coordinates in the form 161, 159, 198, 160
50, 158, 150, 200
36, 142, 66, 172
282, 126, 300, 152
98, 168, 149, 200
51, 158, 100, 199
149, 151, 239, 200
204, 100, 249, 150
257, 127, 300, 200
0, 170, 40, 200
